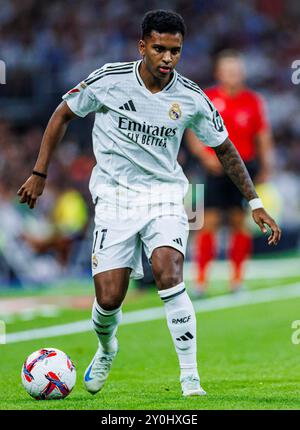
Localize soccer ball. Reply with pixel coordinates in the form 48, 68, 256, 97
21, 348, 76, 400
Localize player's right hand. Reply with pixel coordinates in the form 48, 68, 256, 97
17, 175, 46, 209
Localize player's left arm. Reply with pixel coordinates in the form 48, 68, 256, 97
214, 137, 281, 245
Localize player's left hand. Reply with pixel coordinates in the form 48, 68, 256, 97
252, 208, 281, 246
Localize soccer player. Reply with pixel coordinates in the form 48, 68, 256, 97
186, 50, 274, 294
17, 10, 281, 397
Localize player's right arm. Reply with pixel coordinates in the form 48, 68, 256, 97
17, 101, 78, 209
18, 67, 105, 209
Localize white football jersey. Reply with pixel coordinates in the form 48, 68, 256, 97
62, 60, 228, 206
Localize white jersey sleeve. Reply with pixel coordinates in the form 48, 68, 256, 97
62, 68, 106, 117
188, 91, 228, 148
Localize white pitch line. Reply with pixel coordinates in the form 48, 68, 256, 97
5, 282, 300, 344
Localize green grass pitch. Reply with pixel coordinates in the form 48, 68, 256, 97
1, 276, 300, 410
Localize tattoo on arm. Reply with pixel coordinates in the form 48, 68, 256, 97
214, 138, 258, 201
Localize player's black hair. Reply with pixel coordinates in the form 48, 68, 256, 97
141, 10, 186, 39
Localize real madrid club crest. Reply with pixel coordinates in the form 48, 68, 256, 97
169, 103, 182, 120
92, 254, 98, 269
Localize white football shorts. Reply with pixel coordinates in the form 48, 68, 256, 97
91, 201, 189, 279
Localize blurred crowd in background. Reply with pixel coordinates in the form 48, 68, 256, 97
0, 0, 300, 286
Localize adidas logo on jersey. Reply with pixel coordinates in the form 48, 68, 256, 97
173, 238, 183, 246
119, 100, 136, 112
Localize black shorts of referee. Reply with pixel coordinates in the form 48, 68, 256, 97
204, 160, 260, 210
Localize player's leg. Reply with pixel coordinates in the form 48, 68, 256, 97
92, 268, 130, 351
141, 212, 205, 396
84, 268, 130, 394
84, 204, 143, 394
228, 207, 252, 292
151, 246, 206, 396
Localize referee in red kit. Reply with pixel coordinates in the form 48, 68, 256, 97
186, 49, 274, 294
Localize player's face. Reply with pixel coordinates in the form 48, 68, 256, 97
139, 31, 183, 80
215, 57, 246, 88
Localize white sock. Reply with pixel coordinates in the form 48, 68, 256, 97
92, 299, 122, 353
158, 282, 199, 380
